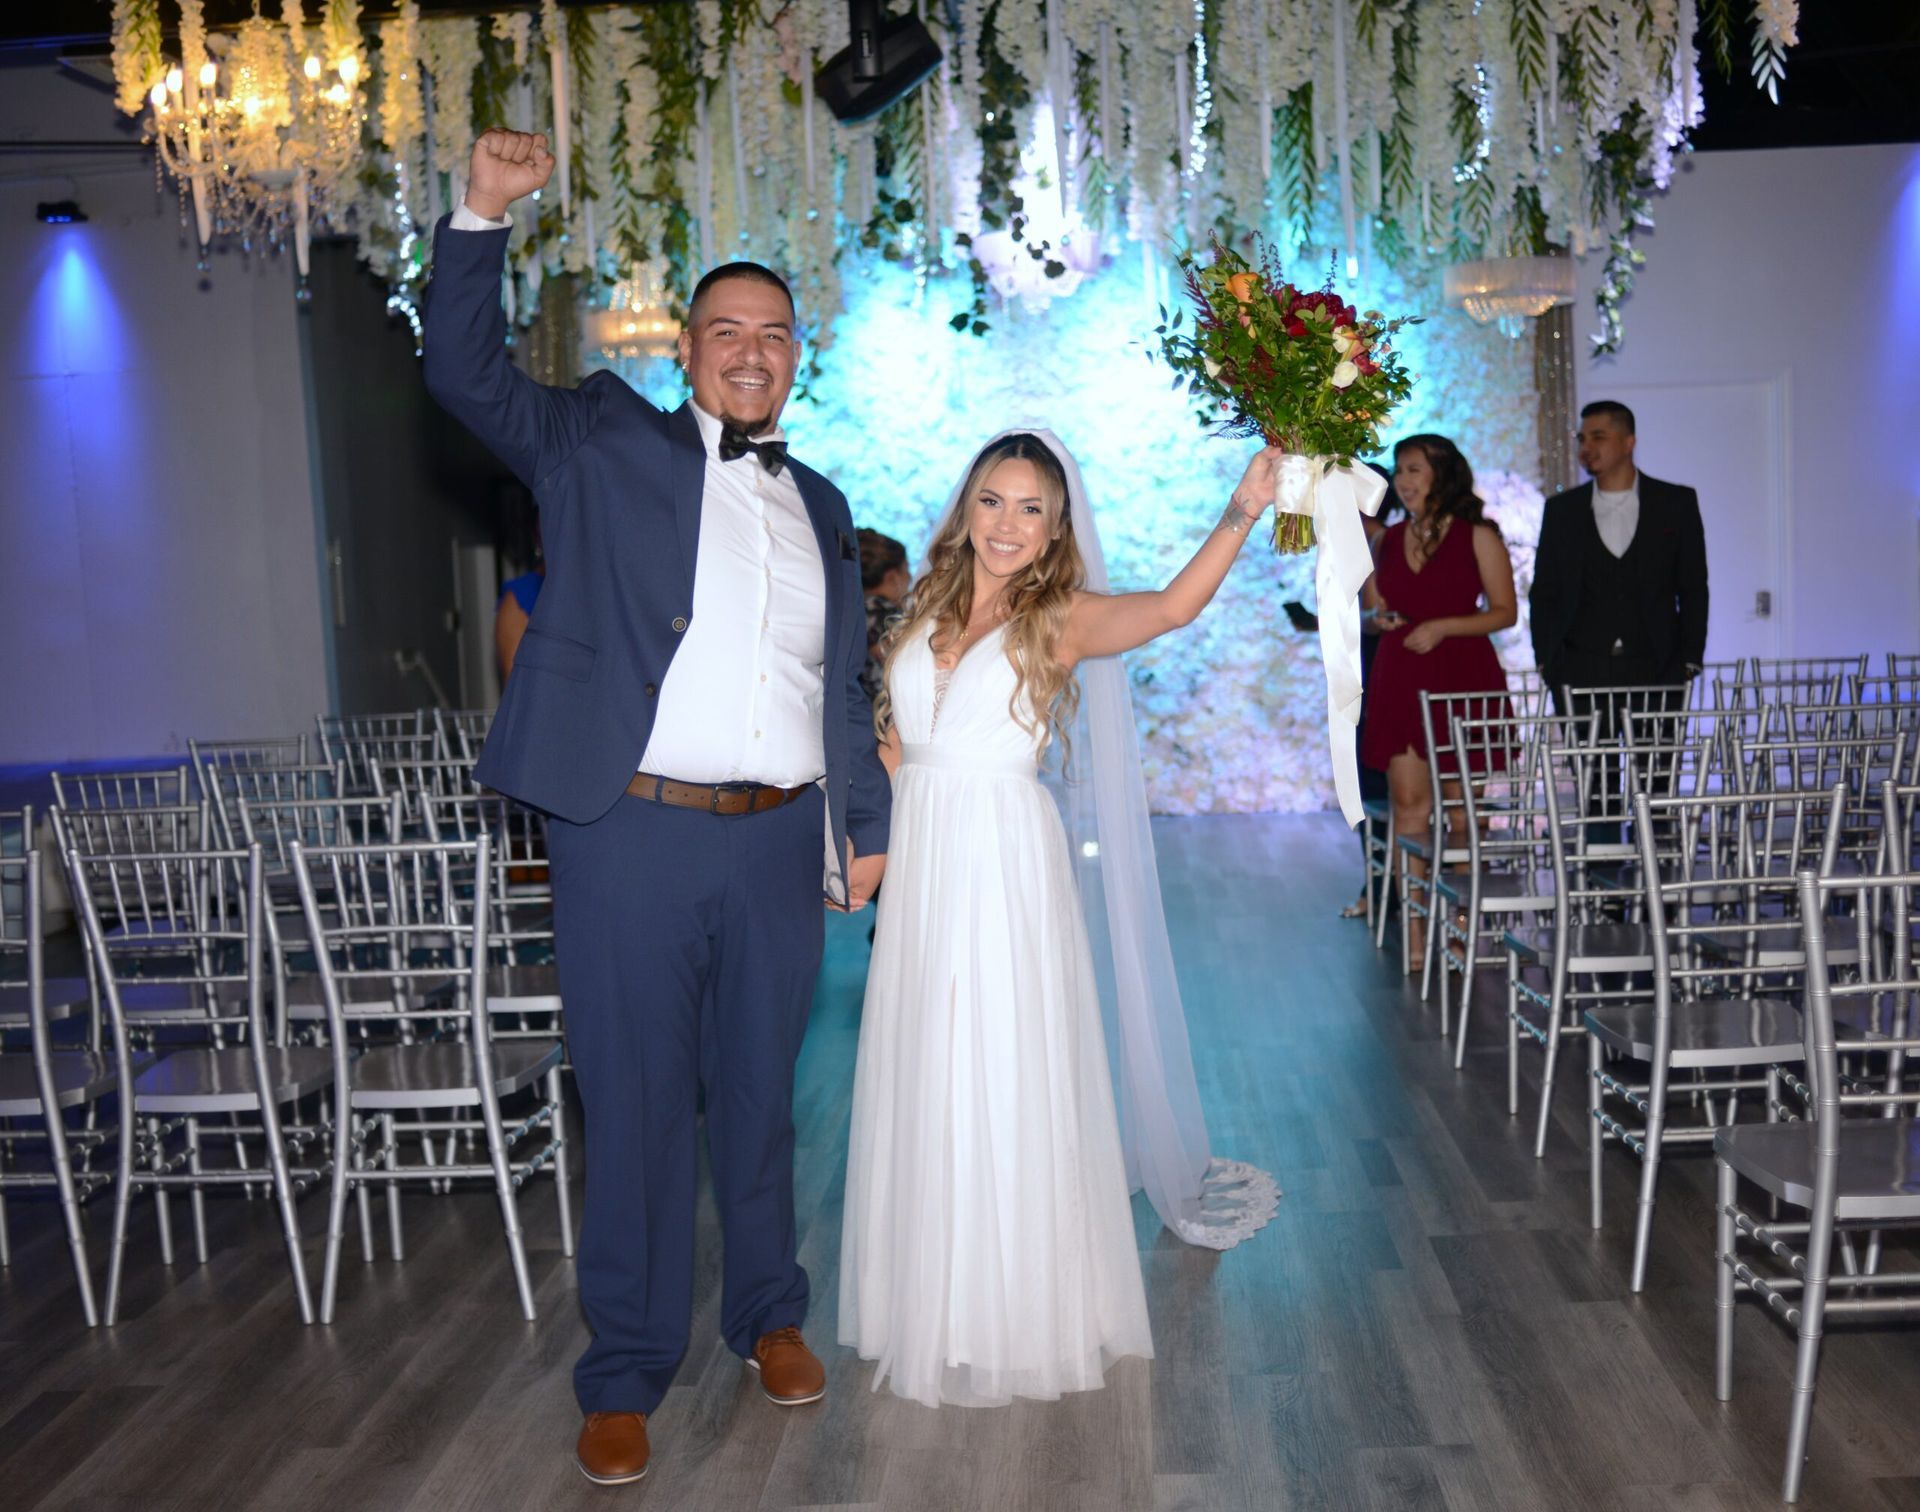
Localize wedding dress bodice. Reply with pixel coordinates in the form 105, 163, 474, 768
891, 626, 1045, 772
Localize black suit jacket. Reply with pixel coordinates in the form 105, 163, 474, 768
1528, 473, 1709, 685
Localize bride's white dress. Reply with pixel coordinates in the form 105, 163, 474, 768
838, 625, 1154, 1408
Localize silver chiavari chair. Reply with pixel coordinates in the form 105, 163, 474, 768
1693, 660, 1747, 712
369, 752, 480, 832
50, 764, 193, 811
432, 707, 492, 761
1748, 657, 1860, 712
1399, 689, 1512, 1001
1362, 791, 1395, 946
421, 792, 559, 1040
322, 719, 440, 797
0, 824, 113, 1318
1711, 857, 1919, 1503
1436, 713, 1560, 1069
316, 710, 426, 772
238, 793, 412, 1043
187, 735, 312, 773
287, 833, 571, 1322
1505, 726, 1661, 1157
1588, 784, 1847, 1292
198, 760, 340, 853
64, 841, 331, 1324
52, 801, 214, 952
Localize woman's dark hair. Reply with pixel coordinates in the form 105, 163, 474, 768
1393, 433, 1488, 544
857, 527, 908, 591
1363, 459, 1406, 522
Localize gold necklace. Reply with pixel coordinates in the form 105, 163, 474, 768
944, 601, 1007, 661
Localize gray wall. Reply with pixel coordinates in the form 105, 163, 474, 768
1574, 144, 1920, 668
0, 55, 330, 762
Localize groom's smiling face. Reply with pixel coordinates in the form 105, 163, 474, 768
679, 276, 799, 435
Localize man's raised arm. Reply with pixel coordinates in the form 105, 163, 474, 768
421, 130, 594, 491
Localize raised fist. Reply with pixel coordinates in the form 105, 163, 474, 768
465, 129, 555, 220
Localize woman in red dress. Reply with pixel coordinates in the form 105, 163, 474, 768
1361, 434, 1518, 960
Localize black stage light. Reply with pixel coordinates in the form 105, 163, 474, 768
36, 200, 87, 224
813, 0, 943, 124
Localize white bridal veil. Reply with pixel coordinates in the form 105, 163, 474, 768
935, 428, 1280, 1250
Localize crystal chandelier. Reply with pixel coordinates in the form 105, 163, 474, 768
143, 2, 366, 296
584, 262, 683, 361
1442, 255, 1577, 337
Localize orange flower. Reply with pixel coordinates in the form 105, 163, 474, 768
1225, 271, 1259, 302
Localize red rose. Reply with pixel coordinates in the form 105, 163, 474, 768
1286, 318, 1309, 339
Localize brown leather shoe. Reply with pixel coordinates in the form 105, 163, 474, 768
746, 1326, 827, 1405
575, 1412, 650, 1485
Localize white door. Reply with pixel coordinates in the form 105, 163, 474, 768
1582, 376, 1787, 671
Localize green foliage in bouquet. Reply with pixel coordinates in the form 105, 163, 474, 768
1157, 238, 1419, 553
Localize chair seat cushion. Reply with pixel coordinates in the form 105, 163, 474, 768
134, 1045, 336, 1114
1584, 997, 1821, 1066
1503, 922, 1653, 970
349, 1038, 563, 1110
1717, 1120, 1920, 1219
0, 977, 92, 1027
1698, 916, 1864, 969
1436, 870, 1556, 911
0, 1051, 121, 1116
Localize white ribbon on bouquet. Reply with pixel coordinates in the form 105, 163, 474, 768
1274, 453, 1388, 829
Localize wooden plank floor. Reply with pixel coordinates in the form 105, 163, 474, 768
4, 813, 1919, 1510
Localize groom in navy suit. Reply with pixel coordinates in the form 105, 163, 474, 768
423, 129, 889, 1487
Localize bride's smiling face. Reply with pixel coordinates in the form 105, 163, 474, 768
968, 458, 1056, 580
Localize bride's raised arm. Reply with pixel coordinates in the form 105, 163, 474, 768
1059, 446, 1281, 667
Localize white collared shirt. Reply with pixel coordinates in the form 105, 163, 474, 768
638, 403, 827, 785
1592, 473, 1640, 559
448, 203, 828, 787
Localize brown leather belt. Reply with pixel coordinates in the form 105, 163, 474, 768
625, 771, 812, 816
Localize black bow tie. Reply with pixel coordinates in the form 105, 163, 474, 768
718, 426, 788, 476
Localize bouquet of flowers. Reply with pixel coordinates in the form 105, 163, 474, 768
1157, 238, 1419, 553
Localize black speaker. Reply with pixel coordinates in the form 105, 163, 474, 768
813, 6, 944, 124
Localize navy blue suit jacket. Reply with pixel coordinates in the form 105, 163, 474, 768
420, 216, 889, 898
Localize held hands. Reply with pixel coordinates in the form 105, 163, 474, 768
1404, 621, 1450, 655
828, 843, 886, 912
465, 129, 556, 221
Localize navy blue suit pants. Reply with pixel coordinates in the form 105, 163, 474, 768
550, 786, 826, 1415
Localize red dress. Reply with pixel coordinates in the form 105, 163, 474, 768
1361, 518, 1512, 773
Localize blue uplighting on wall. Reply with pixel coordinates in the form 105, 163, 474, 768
30, 232, 130, 378
590, 249, 1540, 812
1885, 149, 1920, 506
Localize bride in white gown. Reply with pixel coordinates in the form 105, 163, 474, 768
839, 430, 1282, 1408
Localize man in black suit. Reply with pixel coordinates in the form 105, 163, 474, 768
1530, 400, 1709, 832
1531, 399, 1710, 702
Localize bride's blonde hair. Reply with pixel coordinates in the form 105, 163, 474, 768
874, 434, 1087, 759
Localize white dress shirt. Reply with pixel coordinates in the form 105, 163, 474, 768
448, 203, 829, 787
638, 402, 827, 785
1592, 474, 1640, 559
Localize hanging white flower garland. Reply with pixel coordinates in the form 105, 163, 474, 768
112, 0, 1799, 353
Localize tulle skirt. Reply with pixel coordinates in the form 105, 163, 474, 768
838, 755, 1154, 1407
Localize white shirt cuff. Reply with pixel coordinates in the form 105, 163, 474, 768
449, 202, 512, 232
